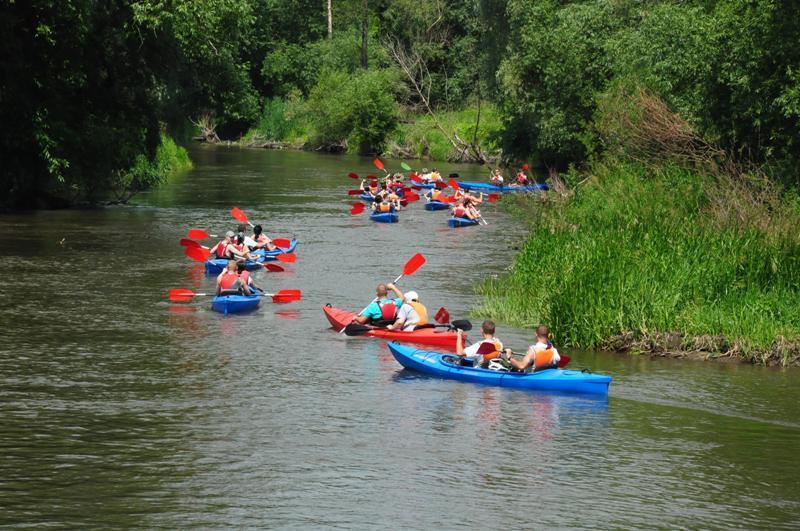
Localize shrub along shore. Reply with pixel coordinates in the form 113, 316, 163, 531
474, 162, 800, 367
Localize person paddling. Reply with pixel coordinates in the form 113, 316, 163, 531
387, 290, 429, 331
236, 262, 260, 294
506, 325, 561, 372
490, 168, 504, 186
351, 283, 404, 327
216, 260, 250, 295
456, 320, 504, 367
515, 168, 529, 186
210, 231, 235, 259
251, 224, 277, 252
226, 233, 258, 261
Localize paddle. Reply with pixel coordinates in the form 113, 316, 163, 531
404, 191, 421, 202
169, 288, 302, 303
374, 158, 388, 174
487, 193, 501, 203
348, 189, 365, 195
185, 246, 211, 262
434, 307, 450, 324
262, 263, 285, 272
348, 172, 360, 179
343, 319, 472, 336
449, 178, 460, 190
340, 253, 427, 333
351, 202, 366, 215
188, 229, 217, 240
180, 238, 205, 248
409, 173, 421, 184
522, 163, 529, 171
400, 162, 412, 171
275, 252, 297, 263
231, 207, 254, 228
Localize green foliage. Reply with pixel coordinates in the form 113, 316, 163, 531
475, 163, 800, 360
397, 106, 503, 160
306, 68, 401, 154
249, 97, 307, 141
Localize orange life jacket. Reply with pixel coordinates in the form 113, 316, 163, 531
379, 202, 392, 212
475, 339, 503, 361
431, 189, 442, 200
533, 348, 557, 369
219, 272, 239, 290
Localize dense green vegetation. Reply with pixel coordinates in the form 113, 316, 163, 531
3, 0, 800, 208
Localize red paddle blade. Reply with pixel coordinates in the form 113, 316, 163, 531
522, 163, 529, 171
169, 288, 195, 301
231, 207, 248, 223
348, 172, 360, 179
409, 172, 419, 182
434, 307, 450, 324
350, 203, 366, 215
405, 192, 420, 202
187, 229, 210, 240
449, 178, 460, 190
272, 238, 292, 248
276, 253, 297, 263
373, 159, 384, 170
180, 238, 200, 248
558, 355, 570, 368
488, 193, 501, 203
348, 189, 363, 195
185, 246, 211, 262
403, 253, 426, 276
367, 174, 377, 180
263, 263, 285, 272
271, 289, 302, 303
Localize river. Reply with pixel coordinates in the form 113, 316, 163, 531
1, 145, 798, 528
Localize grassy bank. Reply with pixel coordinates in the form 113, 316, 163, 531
474, 162, 800, 366
240, 96, 500, 161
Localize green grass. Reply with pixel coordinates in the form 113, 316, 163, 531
474, 163, 800, 364
394, 105, 502, 161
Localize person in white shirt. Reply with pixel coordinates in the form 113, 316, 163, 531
507, 325, 561, 372
456, 320, 504, 367
386, 291, 429, 331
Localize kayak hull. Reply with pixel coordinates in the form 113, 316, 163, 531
388, 342, 611, 395
456, 181, 549, 193
370, 212, 399, 223
205, 239, 298, 274
425, 200, 449, 211
211, 292, 261, 315
323, 305, 462, 348
448, 217, 479, 227
359, 193, 376, 202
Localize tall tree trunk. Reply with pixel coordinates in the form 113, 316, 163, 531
361, 0, 368, 69
327, 0, 332, 38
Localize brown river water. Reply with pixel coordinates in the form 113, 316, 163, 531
1, 145, 798, 528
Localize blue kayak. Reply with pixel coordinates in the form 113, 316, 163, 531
456, 181, 549, 193
204, 239, 298, 275
359, 192, 377, 202
412, 182, 437, 190
370, 211, 399, 223
424, 200, 449, 211
211, 288, 262, 315
448, 216, 479, 227
387, 342, 611, 395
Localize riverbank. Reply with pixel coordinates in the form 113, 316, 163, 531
474, 162, 800, 367
235, 99, 502, 163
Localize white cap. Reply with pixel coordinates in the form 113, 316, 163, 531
404, 291, 419, 302
225, 230, 235, 237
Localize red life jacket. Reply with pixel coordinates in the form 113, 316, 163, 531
219, 272, 239, 290
379, 300, 398, 320
213, 240, 228, 258
453, 206, 467, 217
232, 243, 244, 254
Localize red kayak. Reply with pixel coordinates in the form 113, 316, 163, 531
323, 305, 463, 348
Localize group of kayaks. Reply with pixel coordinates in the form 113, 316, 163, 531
204, 239, 299, 274
323, 305, 611, 395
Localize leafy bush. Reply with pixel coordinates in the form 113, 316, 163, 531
306, 68, 400, 154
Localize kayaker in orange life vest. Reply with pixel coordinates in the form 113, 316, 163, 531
386, 291, 429, 331
506, 325, 561, 372
216, 260, 251, 295
456, 320, 504, 367
351, 283, 404, 326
